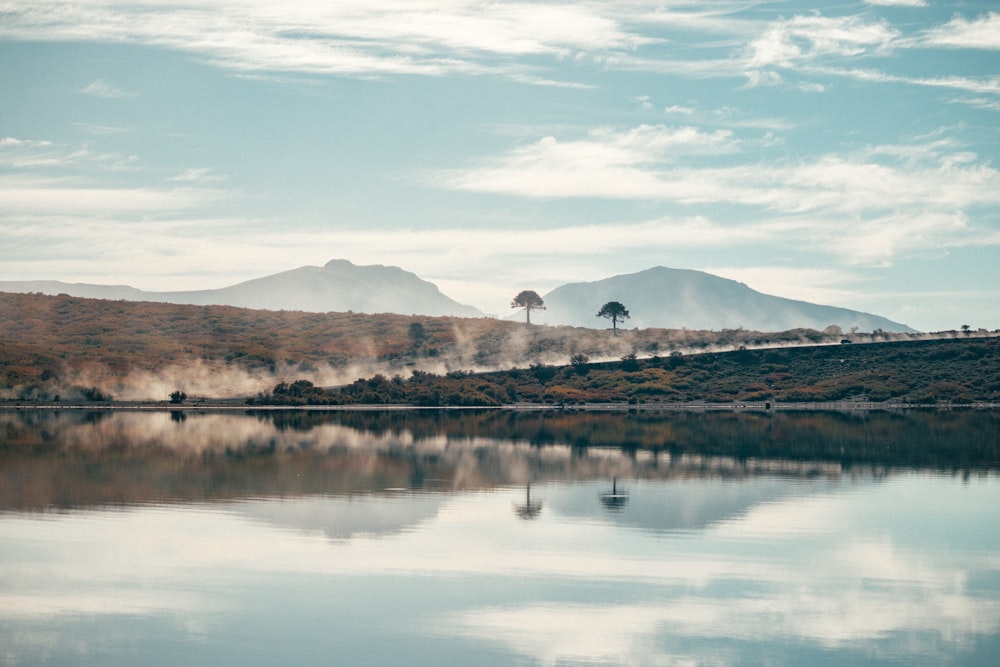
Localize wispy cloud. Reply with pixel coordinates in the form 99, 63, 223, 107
809, 65, 1000, 95
0, 1, 657, 81
4, 1, 996, 100
949, 96, 1000, 112
745, 15, 899, 70
74, 122, 132, 135
0, 136, 138, 171
170, 167, 225, 185
921, 12, 1000, 50
0, 137, 224, 216
0, 137, 53, 150
79, 78, 134, 98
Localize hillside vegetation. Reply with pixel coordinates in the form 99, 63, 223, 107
0, 291, 993, 403
254, 336, 1000, 407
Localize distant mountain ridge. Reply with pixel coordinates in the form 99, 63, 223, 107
516, 266, 916, 333
0, 261, 916, 333
0, 259, 484, 318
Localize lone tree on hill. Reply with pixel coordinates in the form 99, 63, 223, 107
511, 290, 545, 324
597, 301, 630, 334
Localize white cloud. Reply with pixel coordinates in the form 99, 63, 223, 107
0, 175, 222, 215
170, 167, 225, 184
437, 125, 1000, 218
665, 104, 695, 115
743, 69, 783, 87
922, 12, 1000, 50
5, 0, 990, 100
865, 0, 927, 6
811, 65, 1000, 95
440, 124, 739, 199
0, 1, 657, 79
745, 15, 899, 69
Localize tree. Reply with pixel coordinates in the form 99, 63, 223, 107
408, 321, 427, 350
511, 290, 545, 324
597, 301, 630, 333
169, 390, 187, 404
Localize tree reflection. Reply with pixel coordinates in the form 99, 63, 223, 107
513, 483, 542, 520
599, 477, 628, 512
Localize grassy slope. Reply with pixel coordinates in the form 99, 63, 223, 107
1, 291, 995, 404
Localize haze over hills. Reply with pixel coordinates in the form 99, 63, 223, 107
514, 267, 916, 334
0, 260, 916, 333
0, 259, 484, 318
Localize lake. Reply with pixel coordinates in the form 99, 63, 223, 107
2, 407, 999, 666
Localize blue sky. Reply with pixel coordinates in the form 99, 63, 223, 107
1, 0, 998, 332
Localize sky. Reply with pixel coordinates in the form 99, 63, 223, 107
1, 0, 998, 332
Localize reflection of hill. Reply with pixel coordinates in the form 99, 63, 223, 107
0, 408, 995, 511
550, 478, 831, 533
232, 495, 446, 541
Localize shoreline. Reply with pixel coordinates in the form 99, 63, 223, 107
2, 400, 998, 412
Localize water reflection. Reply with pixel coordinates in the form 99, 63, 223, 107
2, 407, 997, 512
1, 408, 999, 666
513, 483, 543, 520
599, 477, 629, 511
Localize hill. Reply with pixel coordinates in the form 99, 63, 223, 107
0, 291, 937, 402
0, 259, 483, 318
517, 266, 915, 333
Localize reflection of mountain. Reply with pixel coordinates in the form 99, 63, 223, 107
233, 495, 445, 541
548, 479, 831, 533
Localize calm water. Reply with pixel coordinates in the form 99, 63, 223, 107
2, 408, 999, 666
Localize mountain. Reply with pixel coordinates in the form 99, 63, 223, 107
517, 266, 916, 333
0, 259, 483, 318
